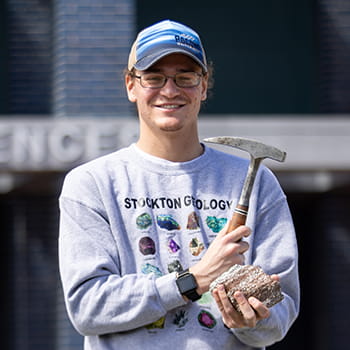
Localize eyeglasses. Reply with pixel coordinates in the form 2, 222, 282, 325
133, 72, 203, 89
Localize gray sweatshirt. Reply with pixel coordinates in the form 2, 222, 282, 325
59, 144, 299, 350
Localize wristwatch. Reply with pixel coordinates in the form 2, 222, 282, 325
176, 269, 201, 302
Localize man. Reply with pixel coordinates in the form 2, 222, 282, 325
59, 19, 299, 349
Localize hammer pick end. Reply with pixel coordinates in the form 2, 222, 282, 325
203, 136, 286, 163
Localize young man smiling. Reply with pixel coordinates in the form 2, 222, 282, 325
59, 20, 299, 349
126, 53, 207, 161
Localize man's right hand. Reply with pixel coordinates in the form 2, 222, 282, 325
189, 220, 251, 295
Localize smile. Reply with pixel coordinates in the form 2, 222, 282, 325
156, 104, 184, 109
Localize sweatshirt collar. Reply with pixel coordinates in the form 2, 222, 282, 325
130, 143, 212, 174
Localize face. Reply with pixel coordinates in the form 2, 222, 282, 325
126, 54, 208, 134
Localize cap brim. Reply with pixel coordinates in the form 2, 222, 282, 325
133, 48, 208, 73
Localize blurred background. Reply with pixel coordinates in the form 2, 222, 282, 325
1, 0, 349, 349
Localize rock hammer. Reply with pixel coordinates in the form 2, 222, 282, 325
204, 136, 286, 232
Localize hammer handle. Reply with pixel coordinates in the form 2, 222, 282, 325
227, 204, 248, 232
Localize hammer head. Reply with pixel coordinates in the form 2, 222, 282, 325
204, 136, 286, 162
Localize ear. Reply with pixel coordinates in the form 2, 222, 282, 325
125, 74, 137, 103
201, 75, 208, 101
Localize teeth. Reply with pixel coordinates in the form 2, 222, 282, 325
160, 105, 180, 109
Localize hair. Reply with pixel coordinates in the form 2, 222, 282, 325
205, 60, 215, 99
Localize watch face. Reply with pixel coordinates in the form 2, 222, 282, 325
177, 273, 197, 292
176, 273, 197, 294
176, 271, 201, 301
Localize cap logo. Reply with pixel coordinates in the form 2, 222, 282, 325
174, 34, 202, 52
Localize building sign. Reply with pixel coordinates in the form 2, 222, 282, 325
0, 118, 139, 171
1, 116, 349, 172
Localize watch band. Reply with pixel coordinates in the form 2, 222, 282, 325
184, 288, 201, 302
176, 268, 201, 302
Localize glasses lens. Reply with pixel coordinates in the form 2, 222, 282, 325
140, 73, 165, 88
175, 72, 201, 88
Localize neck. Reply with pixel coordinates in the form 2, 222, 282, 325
137, 127, 203, 162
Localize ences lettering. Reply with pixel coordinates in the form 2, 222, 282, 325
0, 122, 120, 170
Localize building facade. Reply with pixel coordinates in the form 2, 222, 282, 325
1, 1, 350, 349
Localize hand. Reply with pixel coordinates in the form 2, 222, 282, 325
212, 274, 279, 328
190, 220, 251, 295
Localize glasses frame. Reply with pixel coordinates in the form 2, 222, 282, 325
133, 71, 203, 89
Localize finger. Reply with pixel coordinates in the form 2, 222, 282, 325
248, 296, 270, 320
226, 225, 251, 242
217, 285, 236, 312
225, 239, 249, 265
212, 285, 239, 328
212, 286, 225, 312
217, 219, 234, 237
233, 291, 256, 327
270, 274, 280, 282
238, 240, 250, 254
239, 253, 245, 265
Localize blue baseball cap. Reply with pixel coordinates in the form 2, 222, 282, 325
128, 20, 207, 73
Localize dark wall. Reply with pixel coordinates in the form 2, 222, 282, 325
1, 194, 61, 350
6, 0, 53, 114
137, 0, 316, 114
269, 189, 350, 350
0, 198, 13, 350
0, 0, 8, 113
318, 0, 350, 112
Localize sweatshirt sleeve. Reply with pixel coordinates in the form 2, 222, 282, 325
232, 167, 300, 347
58, 169, 186, 336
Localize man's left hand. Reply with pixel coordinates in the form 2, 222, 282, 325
212, 285, 270, 329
